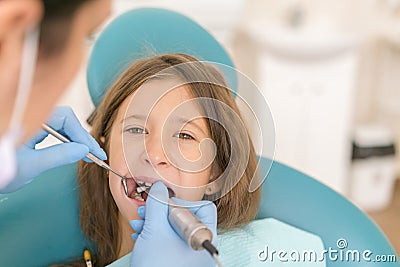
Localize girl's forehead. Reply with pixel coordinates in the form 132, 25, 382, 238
119, 79, 200, 119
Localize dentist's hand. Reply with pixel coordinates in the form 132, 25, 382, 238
0, 106, 106, 193
130, 182, 218, 267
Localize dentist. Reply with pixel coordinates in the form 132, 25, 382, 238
0, 0, 111, 191
0, 1, 217, 266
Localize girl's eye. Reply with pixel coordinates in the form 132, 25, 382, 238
175, 132, 194, 140
126, 127, 147, 134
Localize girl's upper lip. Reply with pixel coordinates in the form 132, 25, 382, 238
124, 175, 159, 185
126, 175, 176, 191
124, 175, 176, 198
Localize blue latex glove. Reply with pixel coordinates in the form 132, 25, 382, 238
130, 181, 218, 267
0, 106, 106, 193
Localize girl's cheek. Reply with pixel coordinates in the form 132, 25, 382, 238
178, 143, 202, 161
172, 185, 208, 201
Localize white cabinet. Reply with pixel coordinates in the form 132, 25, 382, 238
257, 51, 358, 195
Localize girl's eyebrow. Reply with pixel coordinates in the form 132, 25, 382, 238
120, 114, 146, 124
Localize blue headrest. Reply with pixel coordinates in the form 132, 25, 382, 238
87, 8, 236, 107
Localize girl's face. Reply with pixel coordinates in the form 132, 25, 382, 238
108, 79, 215, 222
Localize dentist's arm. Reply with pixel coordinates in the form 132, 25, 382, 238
0, 106, 106, 193
130, 182, 218, 267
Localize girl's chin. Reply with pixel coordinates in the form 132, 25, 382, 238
120, 191, 146, 221
121, 202, 143, 223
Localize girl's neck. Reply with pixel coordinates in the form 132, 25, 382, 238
118, 213, 135, 258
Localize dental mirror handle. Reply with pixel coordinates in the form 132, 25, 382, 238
41, 123, 111, 169
41, 123, 129, 194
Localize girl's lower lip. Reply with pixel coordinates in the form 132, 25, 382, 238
128, 196, 146, 206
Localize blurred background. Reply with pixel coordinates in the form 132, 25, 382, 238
55, 0, 400, 253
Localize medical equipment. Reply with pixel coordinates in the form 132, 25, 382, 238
42, 123, 129, 196
168, 197, 222, 266
42, 123, 222, 266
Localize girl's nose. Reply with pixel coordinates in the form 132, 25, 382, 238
141, 136, 169, 168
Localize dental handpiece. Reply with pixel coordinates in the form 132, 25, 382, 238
167, 195, 221, 266
168, 198, 214, 249
41, 123, 129, 195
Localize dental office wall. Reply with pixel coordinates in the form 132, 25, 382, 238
235, 0, 400, 200
54, 0, 400, 204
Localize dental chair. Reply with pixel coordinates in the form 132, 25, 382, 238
0, 8, 398, 267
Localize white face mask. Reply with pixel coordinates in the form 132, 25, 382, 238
0, 27, 40, 189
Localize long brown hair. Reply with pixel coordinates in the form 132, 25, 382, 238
76, 54, 260, 266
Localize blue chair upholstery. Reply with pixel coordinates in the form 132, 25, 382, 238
87, 8, 236, 107
0, 164, 86, 267
0, 7, 398, 267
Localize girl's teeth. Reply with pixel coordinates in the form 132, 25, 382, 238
131, 191, 145, 201
132, 179, 153, 196
136, 186, 147, 193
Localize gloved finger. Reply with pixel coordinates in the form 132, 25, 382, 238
190, 201, 217, 229
47, 106, 107, 160
143, 181, 170, 230
81, 155, 96, 163
32, 127, 94, 164
130, 219, 144, 234
170, 197, 211, 212
13, 142, 89, 189
27, 143, 89, 177
132, 233, 138, 241
25, 128, 94, 163
24, 129, 49, 149
138, 206, 146, 219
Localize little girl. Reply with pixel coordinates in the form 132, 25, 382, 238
68, 53, 260, 266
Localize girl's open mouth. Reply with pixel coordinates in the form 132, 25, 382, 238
125, 178, 151, 202
124, 177, 176, 202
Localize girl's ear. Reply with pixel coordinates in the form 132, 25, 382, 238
205, 181, 220, 195
204, 172, 222, 195
100, 136, 105, 143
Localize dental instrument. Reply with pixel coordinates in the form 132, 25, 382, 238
42, 123, 222, 265
168, 196, 222, 266
41, 123, 129, 195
